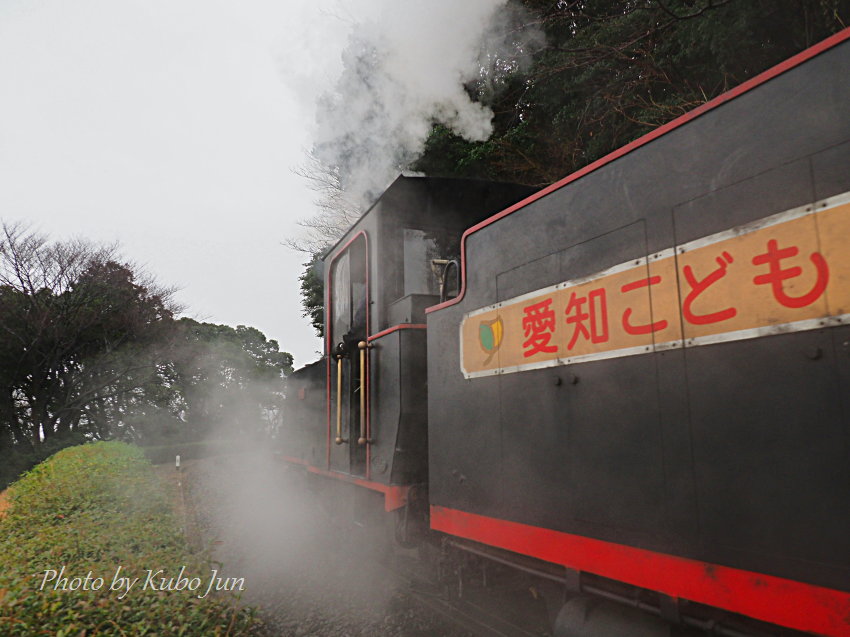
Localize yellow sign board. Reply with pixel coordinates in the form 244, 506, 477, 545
461, 193, 850, 378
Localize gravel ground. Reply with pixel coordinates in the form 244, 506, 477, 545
170, 453, 472, 637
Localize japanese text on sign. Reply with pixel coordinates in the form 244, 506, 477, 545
460, 193, 850, 378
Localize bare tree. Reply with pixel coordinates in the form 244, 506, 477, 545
287, 150, 363, 255
0, 222, 179, 449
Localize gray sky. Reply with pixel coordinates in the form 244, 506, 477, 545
0, 0, 514, 368
0, 0, 360, 367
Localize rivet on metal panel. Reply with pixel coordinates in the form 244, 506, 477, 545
554, 376, 562, 386
568, 373, 579, 385
806, 347, 823, 361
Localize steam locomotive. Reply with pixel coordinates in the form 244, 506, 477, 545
281, 28, 850, 636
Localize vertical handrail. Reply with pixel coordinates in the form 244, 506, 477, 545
358, 341, 370, 445
335, 355, 345, 445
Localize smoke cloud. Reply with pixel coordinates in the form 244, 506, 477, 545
306, 0, 545, 210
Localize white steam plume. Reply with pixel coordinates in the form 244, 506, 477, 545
307, 0, 545, 211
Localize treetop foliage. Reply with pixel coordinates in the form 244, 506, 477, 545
414, 0, 850, 185
0, 223, 293, 489
298, 254, 325, 338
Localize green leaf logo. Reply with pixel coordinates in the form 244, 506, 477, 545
478, 317, 503, 364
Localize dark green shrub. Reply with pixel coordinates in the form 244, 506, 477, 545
0, 442, 262, 635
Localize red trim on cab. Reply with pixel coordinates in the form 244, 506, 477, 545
367, 323, 427, 342
325, 231, 371, 474
431, 505, 850, 636
280, 456, 409, 511
425, 27, 850, 315
280, 455, 309, 466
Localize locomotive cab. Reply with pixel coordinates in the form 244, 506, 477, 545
282, 175, 534, 509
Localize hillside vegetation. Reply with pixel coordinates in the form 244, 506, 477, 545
415, 0, 850, 185
0, 442, 262, 636
0, 225, 294, 491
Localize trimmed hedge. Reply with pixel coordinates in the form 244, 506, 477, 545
0, 442, 263, 635
0, 433, 88, 492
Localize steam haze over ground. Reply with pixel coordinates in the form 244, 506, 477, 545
0, 0, 540, 367
181, 452, 471, 636
160, 393, 470, 634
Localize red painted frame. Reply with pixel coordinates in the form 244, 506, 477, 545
367, 323, 427, 342
286, 320, 426, 509
425, 27, 850, 316
281, 455, 409, 512
431, 506, 850, 636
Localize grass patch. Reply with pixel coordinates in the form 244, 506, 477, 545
0, 442, 263, 636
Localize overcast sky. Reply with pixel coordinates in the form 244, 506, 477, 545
0, 0, 365, 367
0, 0, 517, 369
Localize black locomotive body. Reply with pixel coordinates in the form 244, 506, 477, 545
281, 176, 534, 504
283, 29, 850, 636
